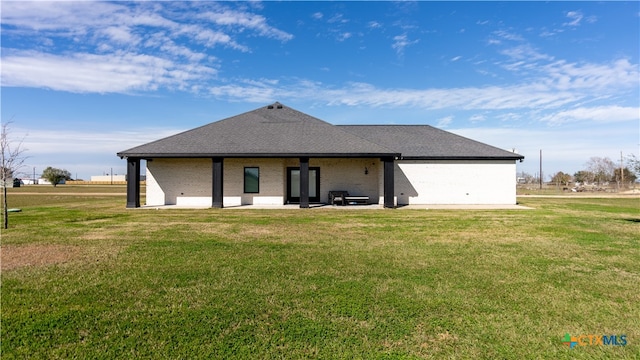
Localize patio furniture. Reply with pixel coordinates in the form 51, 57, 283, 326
328, 191, 369, 205
329, 191, 348, 205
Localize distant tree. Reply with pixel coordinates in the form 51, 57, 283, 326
1, 121, 28, 229
41, 167, 71, 187
551, 171, 572, 187
585, 157, 615, 186
613, 167, 637, 187
627, 154, 640, 178
573, 170, 594, 185
517, 171, 536, 184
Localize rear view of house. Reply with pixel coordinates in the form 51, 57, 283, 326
117, 103, 524, 208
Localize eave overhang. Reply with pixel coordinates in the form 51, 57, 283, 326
118, 152, 401, 159
399, 155, 525, 161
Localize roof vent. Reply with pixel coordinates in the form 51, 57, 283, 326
267, 105, 274, 109
276, 104, 283, 109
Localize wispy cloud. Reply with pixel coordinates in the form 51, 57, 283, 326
391, 34, 419, 56
198, 8, 293, 42
539, 106, 639, 125
1, 50, 216, 93
469, 114, 486, 123
452, 125, 637, 176
563, 11, 584, 27
436, 116, 453, 128
205, 51, 638, 113
493, 29, 524, 42
15, 126, 185, 178
0, 2, 292, 93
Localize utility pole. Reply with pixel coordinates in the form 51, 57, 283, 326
620, 151, 624, 188
539, 149, 543, 190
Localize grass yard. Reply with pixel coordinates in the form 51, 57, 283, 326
1, 187, 639, 359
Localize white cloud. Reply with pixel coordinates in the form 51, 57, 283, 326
469, 114, 486, 123
540, 106, 640, 125
1, 50, 216, 93
392, 34, 419, 56
338, 32, 353, 41
564, 11, 583, 27
198, 9, 293, 42
203, 58, 637, 113
14, 126, 185, 179
541, 59, 639, 91
101, 26, 140, 45
328, 13, 349, 24
20, 127, 181, 156
0, 1, 291, 93
436, 116, 453, 128
493, 30, 524, 42
450, 126, 638, 177
500, 44, 554, 62
451, 56, 462, 62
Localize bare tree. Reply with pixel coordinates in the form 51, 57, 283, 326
585, 157, 616, 186
627, 154, 640, 178
551, 171, 572, 188
1, 121, 28, 229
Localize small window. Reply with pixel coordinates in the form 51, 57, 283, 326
244, 167, 259, 193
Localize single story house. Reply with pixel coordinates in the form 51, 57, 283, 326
117, 102, 524, 208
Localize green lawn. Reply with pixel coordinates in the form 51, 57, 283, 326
2, 188, 639, 359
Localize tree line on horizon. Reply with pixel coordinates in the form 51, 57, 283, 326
519, 155, 639, 189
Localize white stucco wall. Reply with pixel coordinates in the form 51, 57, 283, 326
394, 160, 517, 205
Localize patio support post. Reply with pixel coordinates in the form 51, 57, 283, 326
212, 157, 224, 208
126, 157, 141, 208
383, 157, 395, 208
299, 157, 309, 208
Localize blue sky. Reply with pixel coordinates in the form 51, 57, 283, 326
1, 1, 638, 180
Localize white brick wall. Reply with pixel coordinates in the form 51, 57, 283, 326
146, 157, 380, 206
146, 158, 212, 206
145, 157, 517, 206
310, 158, 379, 203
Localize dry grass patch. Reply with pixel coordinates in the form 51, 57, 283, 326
1, 244, 82, 271
1, 242, 124, 271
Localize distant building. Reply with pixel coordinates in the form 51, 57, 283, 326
0, 178, 16, 188
38, 178, 66, 185
91, 175, 127, 182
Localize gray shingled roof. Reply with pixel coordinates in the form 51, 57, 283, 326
118, 102, 524, 161
340, 125, 524, 160
117, 103, 398, 158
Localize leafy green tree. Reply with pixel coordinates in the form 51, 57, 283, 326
41, 167, 71, 187
573, 170, 594, 184
551, 171, 572, 187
